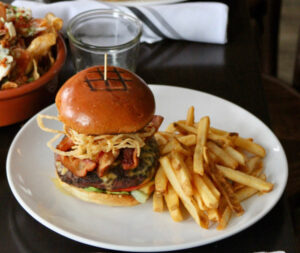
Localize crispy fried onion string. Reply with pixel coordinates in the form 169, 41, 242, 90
37, 114, 155, 160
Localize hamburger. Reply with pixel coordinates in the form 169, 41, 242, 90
38, 65, 163, 206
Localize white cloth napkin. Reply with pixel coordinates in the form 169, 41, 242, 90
11, 0, 229, 44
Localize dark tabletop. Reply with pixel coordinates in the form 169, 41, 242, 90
0, 0, 297, 252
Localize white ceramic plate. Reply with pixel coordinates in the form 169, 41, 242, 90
7, 85, 288, 252
99, 0, 187, 6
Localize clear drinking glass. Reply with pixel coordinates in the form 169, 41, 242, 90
67, 9, 142, 72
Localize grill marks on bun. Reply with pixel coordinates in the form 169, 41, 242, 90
56, 66, 155, 135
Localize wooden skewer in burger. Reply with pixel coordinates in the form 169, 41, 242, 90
38, 60, 163, 206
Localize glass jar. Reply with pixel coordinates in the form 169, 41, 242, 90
67, 9, 142, 72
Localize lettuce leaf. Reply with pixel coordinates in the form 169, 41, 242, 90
83, 187, 129, 195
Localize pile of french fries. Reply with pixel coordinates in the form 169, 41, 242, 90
153, 106, 273, 230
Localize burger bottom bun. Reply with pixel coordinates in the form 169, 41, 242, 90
57, 175, 139, 206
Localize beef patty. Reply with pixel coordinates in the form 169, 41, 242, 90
56, 137, 159, 191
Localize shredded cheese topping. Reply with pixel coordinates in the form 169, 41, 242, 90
37, 114, 155, 160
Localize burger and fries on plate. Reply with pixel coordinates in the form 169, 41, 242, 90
0, 4, 273, 228
37, 64, 274, 231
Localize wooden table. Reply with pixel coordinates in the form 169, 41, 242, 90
0, 0, 297, 252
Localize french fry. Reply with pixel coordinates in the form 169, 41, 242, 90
210, 127, 229, 136
139, 181, 154, 195
158, 131, 176, 140
235, 187, 258, 202
185, 155, 194, 172
155, 166, 168, 193
171, 154, 181, 170
257, 174, 267, 196
246, 156, 262, 172
177, 134, 196, 146
153, 191, 165, 212
174, 122, 197, 135
208, 132, 232, 146
193, 174, 219, 209
154, 132, 168, 146
165, 122, 177, 133
251, 165, 264, 177
193, 116, 210, 175
217, 165, 273, 192
164, 183, 180, 211
210, 165, 244, 216
161, 139, 175, 155
160, 156, 206, 227
235, 173, 267, 200
232, 180, 245, 192
233, 159, 264, 191
215, 197, 232, 230
224, 146, 246, 166
203, 174, 220, 200
207, 150, 219, 164
198, 210, 209, 229
172, 152, 193, 196
203, 146, 209, 164
167, 205, 183, 222
186, 106, 195, 126
174, 137, 191, 155
164, 183, 183, 222
232, 156, 261, 191
172, 152, 191, 178
246, 156, 263, 176
161, 137, 191, 156
207, 209, 219, 222
199, 211, 210, 229
217, 206, 232, 230
175, 167, 193, 196
207, 141, 238, 169
233, 136, 266, 157
193, 189, 208, 211
217, 197, 227, 214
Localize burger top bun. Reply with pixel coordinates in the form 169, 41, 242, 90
56, 66, 155, 135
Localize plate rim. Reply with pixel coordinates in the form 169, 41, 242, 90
6, 84, 288, 252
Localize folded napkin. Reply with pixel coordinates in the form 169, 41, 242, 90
12, 0, 228, 44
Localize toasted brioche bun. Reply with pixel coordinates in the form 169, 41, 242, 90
55, 65, 155, 135
57, 174, 140, 206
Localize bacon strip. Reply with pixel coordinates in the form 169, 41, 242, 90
97, 150, 120, 177
57, 155, 96, 177
122, 148, 139, 170
57, 136, 74, 151
150, 115, 164, 131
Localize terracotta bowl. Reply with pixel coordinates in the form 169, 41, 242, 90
0, 34, 67, 127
